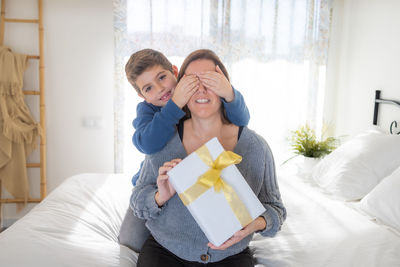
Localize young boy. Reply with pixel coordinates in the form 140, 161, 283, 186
118, 48, 250, 252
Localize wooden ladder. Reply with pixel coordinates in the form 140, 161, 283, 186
0, 0, 46, 226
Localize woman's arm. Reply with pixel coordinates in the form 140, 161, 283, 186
130, 157, 181, 219
257, 142, 287, 237
129, 156, 162, 220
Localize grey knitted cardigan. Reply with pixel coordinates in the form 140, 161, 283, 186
130, 127, 286, 263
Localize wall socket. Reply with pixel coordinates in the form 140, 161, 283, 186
81, 116, 104, 129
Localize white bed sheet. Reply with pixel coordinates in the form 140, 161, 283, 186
0, 172, 399, 267
250, 171, 400, 267
0, 173, 137, 267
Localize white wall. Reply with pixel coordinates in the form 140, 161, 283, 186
1, 0, 114, 225
326, 0, 400, 138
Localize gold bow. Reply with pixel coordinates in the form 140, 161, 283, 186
178, 144, 253, 227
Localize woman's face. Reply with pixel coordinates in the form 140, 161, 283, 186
185, 59, 222, 119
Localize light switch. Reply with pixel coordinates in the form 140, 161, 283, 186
82, 116, 104, 129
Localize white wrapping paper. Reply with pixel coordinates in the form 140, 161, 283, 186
168, 137, 265, 246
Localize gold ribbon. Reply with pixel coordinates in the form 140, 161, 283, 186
178, 144, 253, 227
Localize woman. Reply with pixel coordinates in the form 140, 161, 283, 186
130, 49, 286, 266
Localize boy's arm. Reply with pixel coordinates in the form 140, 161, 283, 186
221, 87, 250, 126
133, 100, 185, 154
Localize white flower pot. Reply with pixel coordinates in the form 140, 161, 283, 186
301, 156, 320, 176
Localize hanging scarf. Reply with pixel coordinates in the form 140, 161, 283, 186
0, 46, 41, 210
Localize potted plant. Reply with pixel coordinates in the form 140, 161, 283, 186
285, 123, 338, 174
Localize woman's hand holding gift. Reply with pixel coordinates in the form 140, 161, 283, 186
155, 159, 182, 206
207, 217, 267, 250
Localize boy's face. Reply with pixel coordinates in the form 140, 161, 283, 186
135, 65, 178, 107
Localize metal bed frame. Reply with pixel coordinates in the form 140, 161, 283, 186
373, 90, 400, 135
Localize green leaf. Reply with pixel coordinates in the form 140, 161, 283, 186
286, 123, 339, 161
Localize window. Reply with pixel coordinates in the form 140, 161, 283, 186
114, 0, 333, 174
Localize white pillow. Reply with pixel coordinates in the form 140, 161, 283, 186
311, 130, 400, 200
360, 165, 400, 232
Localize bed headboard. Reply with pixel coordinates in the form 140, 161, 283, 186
373, 90, 400, 134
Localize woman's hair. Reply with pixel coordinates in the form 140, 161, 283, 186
177, 49, 230, 82
178, 49, 231, 124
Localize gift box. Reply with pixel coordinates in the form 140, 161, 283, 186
167, 137, 265, 247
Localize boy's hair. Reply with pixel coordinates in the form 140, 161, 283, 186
125, 49, 174, 94
177, 49, 231, 124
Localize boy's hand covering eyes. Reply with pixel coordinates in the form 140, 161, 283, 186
197, 65, 234, 102
172, 74, 200, 108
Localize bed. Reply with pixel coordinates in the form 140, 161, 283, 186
0, 91, 399, 267
0, 173, 137, 267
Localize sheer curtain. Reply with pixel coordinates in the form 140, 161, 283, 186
113, 0, 333, 174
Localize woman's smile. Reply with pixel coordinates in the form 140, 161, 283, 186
195, 98, 210, 104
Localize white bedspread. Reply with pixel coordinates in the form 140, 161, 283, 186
0, 172, 399, 267
250, 171, 400, 267
0, 173, 137, 267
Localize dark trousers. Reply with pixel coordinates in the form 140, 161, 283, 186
137, 235, 254, 267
